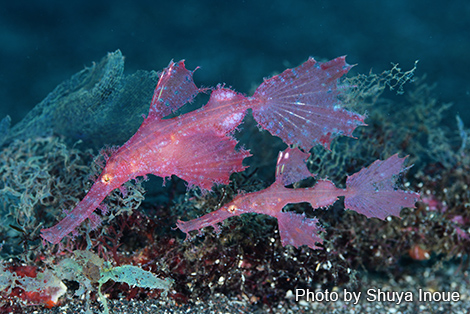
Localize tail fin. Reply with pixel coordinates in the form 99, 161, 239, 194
251, 57, 365, 151
344, 154, 419, 220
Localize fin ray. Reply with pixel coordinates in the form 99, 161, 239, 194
147, 60, 201, 121
275, 147, 313, 186
276, 212, 324, 249
169, 131, 251, 189
252, 57, 365, 150
345, 154, 419, 219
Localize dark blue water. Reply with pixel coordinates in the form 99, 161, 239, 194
1, 0, 468, 127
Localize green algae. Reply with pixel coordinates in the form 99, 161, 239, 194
1, 50, 159, 150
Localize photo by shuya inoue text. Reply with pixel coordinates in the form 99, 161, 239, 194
4, 49, 469, 312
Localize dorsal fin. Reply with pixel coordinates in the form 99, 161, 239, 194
147, 60, 202, 121
275, 147, 313, 186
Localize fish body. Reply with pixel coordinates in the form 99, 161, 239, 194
177, 148, 419, 250
41, 57, 364, 244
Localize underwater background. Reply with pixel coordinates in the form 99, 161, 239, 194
1, 0, 469, 126
1, 1, 470, 313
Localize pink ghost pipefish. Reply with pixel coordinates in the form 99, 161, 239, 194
177, 147, 420, 250
41, 56, 365, 244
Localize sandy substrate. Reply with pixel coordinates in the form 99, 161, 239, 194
20, 262, 470, 314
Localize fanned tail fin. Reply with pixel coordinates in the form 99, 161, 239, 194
169, 131, 251, 190
344, 154, 419, 220
276, 212, 324, 250
251, 57, 365, 150
147, 60, 203, 121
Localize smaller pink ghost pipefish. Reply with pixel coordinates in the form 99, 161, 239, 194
41, 56, 364, 244
177, 147, 419, 250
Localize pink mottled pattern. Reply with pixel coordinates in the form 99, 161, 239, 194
148, 60, 201, 120
41, 56, 365, 244
177, 148, 419, 250
344, 154, 419, 219
275, 147, 312, 186
276, 212, 324, 250
252, 57, 366, 150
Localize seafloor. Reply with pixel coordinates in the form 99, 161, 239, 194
21, 263, 470, 314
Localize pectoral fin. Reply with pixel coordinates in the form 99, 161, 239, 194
169, 131, 251, 190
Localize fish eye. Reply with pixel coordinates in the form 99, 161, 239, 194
227, 205, 237, 214
101, 173, 112, 183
